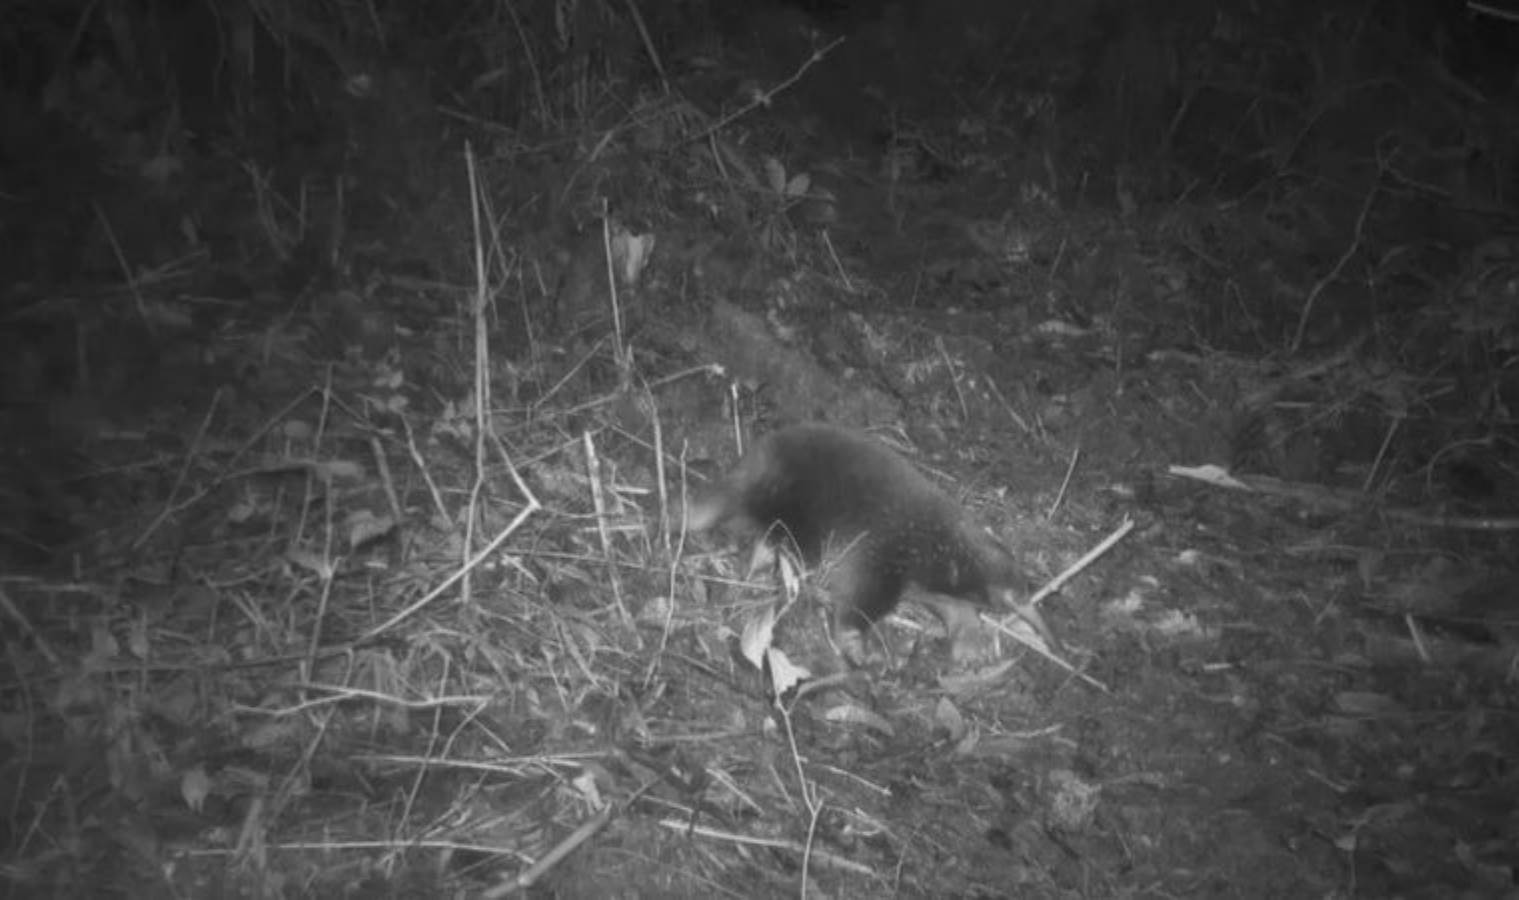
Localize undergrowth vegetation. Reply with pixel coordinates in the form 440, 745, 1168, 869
2, 0, 1517, 897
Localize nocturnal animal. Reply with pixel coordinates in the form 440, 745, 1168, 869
685, 423, 1052, 664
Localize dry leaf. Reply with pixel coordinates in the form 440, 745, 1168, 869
127, 617, 150, 660
822, 702, 894, 736
739, 604, 778, 669
571, 768, 604, 808
181, 766, 211, 812
764, 157, 786, 194
284, 549, 332, 578
345, 509, 395, 550
764, 647, 810, 698
934, 696, 967, 740
1168, 464, 1248, 488
1046, 769, 1101, 831
311, 459, 365, 483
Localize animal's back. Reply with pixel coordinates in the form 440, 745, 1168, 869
696, 424, 1016, 595
686, 423, 1047, 662
715, 424, 958, 561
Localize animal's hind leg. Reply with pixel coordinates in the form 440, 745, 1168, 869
820, 544, 901, 666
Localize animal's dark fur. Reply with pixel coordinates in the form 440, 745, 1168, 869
687, 423, 1038, 660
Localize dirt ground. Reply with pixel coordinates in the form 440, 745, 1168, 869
3, 1, 1518, 898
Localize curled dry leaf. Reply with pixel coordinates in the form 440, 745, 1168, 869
284, 548, 332, 578
934, 696, 967, 741
822, 701, 894, 736
952, 725, 981, 757
776, 551, 802, 599
345, 509, 396, 551
610, 228, 656, 286
739, 603, 778, 670
764, 646, 810, 698
571, 768, 605, 809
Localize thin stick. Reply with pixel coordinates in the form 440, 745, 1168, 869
820, 230, 853, 292
1361, 413, 1402, 494
91, 201, 151, 333
599, 212, 626, 366
684, 37, 845, 146
236, 685, 489, 716
651, 818, 875, 875
584, 431, 633, 630
1471, 0, 1519, 22
227, 388, 318, 469
500, 0, 549, 124
0, 586, 59, 665
1046, 444, 1080, 520
302, 372, 339, 680
464, 141, 494, 608
484, 803, 615, 898
554, 363, 722, 419
358, 143, 543, 641
532, 334, 609, 413
983, 613, 1110, 693
1290, 171, 1378, 353
133, 388, 222, 550
729, 382, 744, 456
397, 658, 456, 862
647, 440, 689, 690
620, 0, 669, 93
358, 512, 534, 642
984, 376, 1031, 435
934, 336, 969, 422
651, 390, 669, 557
984, 517, 1138, 693
1029, 517, 1134, 608
369, 434, 402, 525
1404, 613, 1430, 664
400, 415, 450, 522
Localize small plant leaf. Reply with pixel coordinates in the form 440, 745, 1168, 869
764, 157, 786, 195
